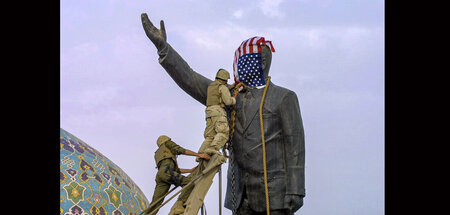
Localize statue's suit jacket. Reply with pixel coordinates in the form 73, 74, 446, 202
156, 44, 305, 212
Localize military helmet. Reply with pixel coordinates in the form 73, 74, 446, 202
216, 69, 230, 80
156, 135, 171, 147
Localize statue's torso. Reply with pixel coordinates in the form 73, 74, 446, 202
230, 83, 291, 210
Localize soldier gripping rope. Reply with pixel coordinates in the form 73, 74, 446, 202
167, 69, 237, 215
198, 68, 238, 156
147, 135, 210, 215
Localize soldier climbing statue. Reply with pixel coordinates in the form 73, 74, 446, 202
198, 69, 237, 156
146, 135, 210, 215
168, 69, 237, 215
141, 12, 306, 215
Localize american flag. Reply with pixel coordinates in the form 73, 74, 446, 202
233, 36, 275, 88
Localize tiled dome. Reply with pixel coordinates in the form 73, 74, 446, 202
60, 128, 149, 215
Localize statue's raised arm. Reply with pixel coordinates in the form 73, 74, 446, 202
141, 13, 212, 105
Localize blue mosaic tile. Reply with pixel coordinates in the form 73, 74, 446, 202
60, 128, 149, 215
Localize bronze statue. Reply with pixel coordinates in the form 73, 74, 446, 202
141, 13, 305, 215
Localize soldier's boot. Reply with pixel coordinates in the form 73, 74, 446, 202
208, 132, 228, 155
169, 200, 185, 215
197, 136, 214, 162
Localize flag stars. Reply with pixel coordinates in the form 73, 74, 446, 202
235, 53, 264, 87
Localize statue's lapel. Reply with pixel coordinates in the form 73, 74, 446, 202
235, 95, 245, 127
242, 85, 268, 132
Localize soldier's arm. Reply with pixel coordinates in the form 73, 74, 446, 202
219, 84, 236, 105
179, 168, 191, 174
280, 91, 305, 197
165, 140, 187, 155
179, 165, 198, 173
184, 149, 210, 160
165, 141, 210, 160
141, 13, 212, 105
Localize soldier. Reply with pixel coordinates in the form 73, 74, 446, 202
166, 69, 237, 215
147, 135, 210, 215
198, 68, 237, 156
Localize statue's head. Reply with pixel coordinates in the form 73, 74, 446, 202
233, 37, 275, 87
261, 45, 272, 79
156, 135, 171, 147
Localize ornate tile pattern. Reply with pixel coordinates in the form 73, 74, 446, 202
60, 128, 149, 215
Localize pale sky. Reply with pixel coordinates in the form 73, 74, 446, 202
60, 0, 384, 214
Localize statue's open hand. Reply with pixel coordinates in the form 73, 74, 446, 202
141, 13, 167, 51
284, 194, 303, 213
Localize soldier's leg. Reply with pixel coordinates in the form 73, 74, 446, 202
198, 136, 214, 154
163, 166, 187, 187
204, 116, 229, 155
198, 117, 216, 154
147, 172, 171, 215
180, 172, 193, 187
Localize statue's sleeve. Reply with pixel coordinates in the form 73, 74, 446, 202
280, 91, 306, 197
157, 43, 213, 105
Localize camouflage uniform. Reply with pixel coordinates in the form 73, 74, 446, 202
147, 136, 193, 215
198, 69, 236, 155
168, 69, 235, 215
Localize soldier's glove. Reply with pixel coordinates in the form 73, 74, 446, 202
236, 82, 247, 93
228, 83, 236, 90
284, 194, 304, 213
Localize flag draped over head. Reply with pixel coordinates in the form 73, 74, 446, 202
233, 36, 275, 88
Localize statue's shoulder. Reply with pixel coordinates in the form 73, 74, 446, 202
268, 82, 296, 99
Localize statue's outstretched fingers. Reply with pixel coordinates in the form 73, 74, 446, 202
160, 20, 167, 41
141, 13, 167, 50
141, 13, 156, 32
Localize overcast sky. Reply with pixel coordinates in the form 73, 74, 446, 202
60, 0, 384, 214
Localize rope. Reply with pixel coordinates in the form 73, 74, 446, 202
224, 82, 244, 155
226, 82, 245, 214
228, 83, 242, 146
259, 76, 271, 215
